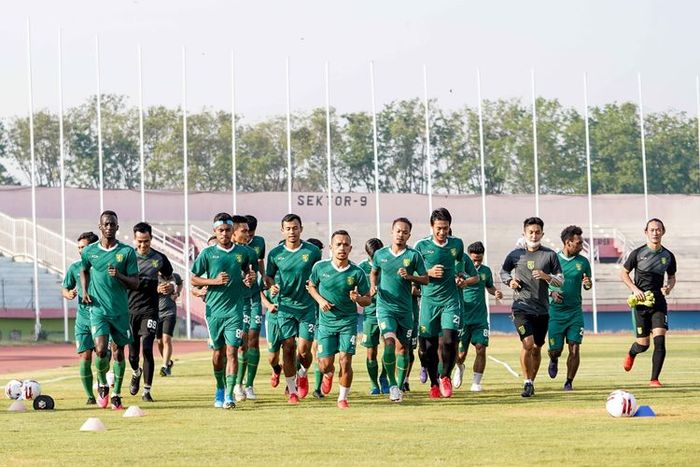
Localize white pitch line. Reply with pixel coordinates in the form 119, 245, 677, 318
488, 356, 520, 379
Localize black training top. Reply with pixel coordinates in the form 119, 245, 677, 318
623, 244, 677, 304
500, 246, 562, 316
129, 248, 174, 316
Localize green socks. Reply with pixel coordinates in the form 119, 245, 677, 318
383, 344, 397, 386
313, 362, 323, 392
226, 374, 235, 399
245, 348, 260, 388
366, 359, 379, 389
94, 353, 109, 386
112, 359, 126, 394
397, 353, 409, 387
214, 368, 225, 390
236, 350, 248, 385
79, 359, 94, 398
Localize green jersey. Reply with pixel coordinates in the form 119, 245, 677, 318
414, 236, 465, 305
63, 260, 89, 321
461, 257, 494, 325
372, 246, 427, 316
81, 241, 138, 317
357, 259, 377, 318
247, 235, 266, 261
191, 244, 253, 319
309, 260, 369, 330
266, 241, 322, 312
234, 242, 260, 298
549, 251, 591, 317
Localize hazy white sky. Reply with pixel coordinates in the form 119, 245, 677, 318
2, 0, 698, 121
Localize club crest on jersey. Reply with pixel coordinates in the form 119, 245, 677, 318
302, 254, 310, 262
151, 260, 159, 268
115, 253, 124, 263
235, 254, 243, 263
450, 248, 457, 257
254, 247, 261, 254
480, 273, 486, 281
346, 276, 355, 286
527, 260, 535, 270
661, 257, 667, 265
576, 263, 582, 271
518, 325, 526, 335
403, 258, 411, 267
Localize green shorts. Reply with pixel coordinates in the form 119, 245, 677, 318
317, 321, 357, 358
419, 300, 462, 337
458, 322, 489, 352
249, 293, 262, 332
90, 310, 132, 347
548, 314, 584, 351
75, 312, 95, 354
265, 312, 282, 353
206, 314, 244, 349
278, 305, 317, 342
361, 315, 380, 348
377, 310, 414, 347
242, 298, 252, 333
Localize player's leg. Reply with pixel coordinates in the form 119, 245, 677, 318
337, 352, 353, 408
528, 315, 547, 381
418, 303, 441, 396
223, 314, 244, 408
394, 333, 409, 400
547, 318, 565, 379
109, 313, 132, 409
207, 316, 227, 407
235, 305, 251, 402
265, 314, 283, 388
128, 315, 143, 396
75, 314, 96, 403
278, 308, 301, 400
159, 315, 176, 376
295, 309, 316, 398
437, 304, 461, 397
244, 304, 262, 399
317, 328, 340, 397
362, 316, 381, 394
624, 307, 651, 371
563, 317, 584, 390
403, 318, 418, 391
513, 313, 536, 397
649, 310, 668, 386
470, 326, 489, 392
140, 316, 157, 401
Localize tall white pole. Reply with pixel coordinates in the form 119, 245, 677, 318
325, 62, 333, 236
369, 61, 381, 239
476, 69, 490, 323
423, 65, 433, 214
231, 51, 237, 213
696, 75, 700, 192
285, 58, 293, 212
59, 28, 69, 341
637, 73, 649, 221
27, 18, 41, 340
138, 45, 145, 220
95, 36, 104, 214
182, 47, 191, 340
531, 69, 540, 217
583, 73, 599, 334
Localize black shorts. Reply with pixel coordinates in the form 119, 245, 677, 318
130, 313, 158, 339
157, 315, 177, 338
512, 312, 549, 347
633, 304, 668, 338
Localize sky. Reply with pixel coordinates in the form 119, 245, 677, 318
1, 0, 699, 122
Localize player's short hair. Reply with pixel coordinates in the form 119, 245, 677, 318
645, 218, 665, 233
100, 210, 118, 221
430, 208, 452, 226
560, 225, 583, 243
365, 238, 384, 258
77, 231, 99, 244
245, 215, 258, 232
281, 213, 302, 227
213, 212, 233, 224
523, 217, 544, 230
231, 215, 249, 230
467, 241, 485, 255
307, 238, 323, 249
331, 230, 351, 242
392, 217, 413, 231
207, 235, 217, 245
133, 222, 152, 236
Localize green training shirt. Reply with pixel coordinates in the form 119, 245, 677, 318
414, 236, 465, 305
63, 260, 89, 321
309, 259, 369, 330
372, 246, 427, 316
549, 251, 591, 318
81, 241, 138, 317
357, 259, 377, 318
266, 241, 322, 312
460, 256, 494, 325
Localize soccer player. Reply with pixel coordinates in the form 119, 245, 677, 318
265, 214, 322, 404
546, 226, 592, 391
500, 217, 563, 398
157, 272, 182, 377
308, 230, 371, 408
414, 208, 476, 399
262, 273, 283, 388
305, 237, 326, 399
80, 210, 139, 410
230, 215, 260, 402
371, 217, 428, 402
128, 222, 175, 402
620, 218, 677, 387
453, 241, 503, 392
358, 238, 389, 395
62, 231, 99, 404
191, 212, 256, 409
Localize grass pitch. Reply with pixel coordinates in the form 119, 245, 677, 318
2, 334, 699, 466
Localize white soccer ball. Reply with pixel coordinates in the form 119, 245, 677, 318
606, 390, 638, 417
20, 380, 41, 400
4, 379, 23, 400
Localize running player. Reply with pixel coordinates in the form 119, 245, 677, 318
62, 231, 99, 404
191, 212, 256, 409
265, 214, 322, 404
358, 238, 389, 395
157, 272, 182, 376
128, 222, 174, 402
371, 218, 428, 402
546, 226, 592, 391
414, 208, 475, 399
621, 218, 676, 387
305, 237, 326, 399
80, 211, 139, 410
308, 230, 371, 408
453, 241, 503, 392
500, 217, 563, 398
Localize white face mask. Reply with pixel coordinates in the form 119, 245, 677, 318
526, 240, 541, 249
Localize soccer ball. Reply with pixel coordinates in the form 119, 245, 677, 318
20, 380, 41, 400
606, 390, 638, 417
4, 379, 23, 399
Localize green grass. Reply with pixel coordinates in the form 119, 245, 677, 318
2, 334, 699, 465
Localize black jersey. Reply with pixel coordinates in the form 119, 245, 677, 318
623, 244, 676, 303
129, 248, 174, 316
500, 246, 562, 316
